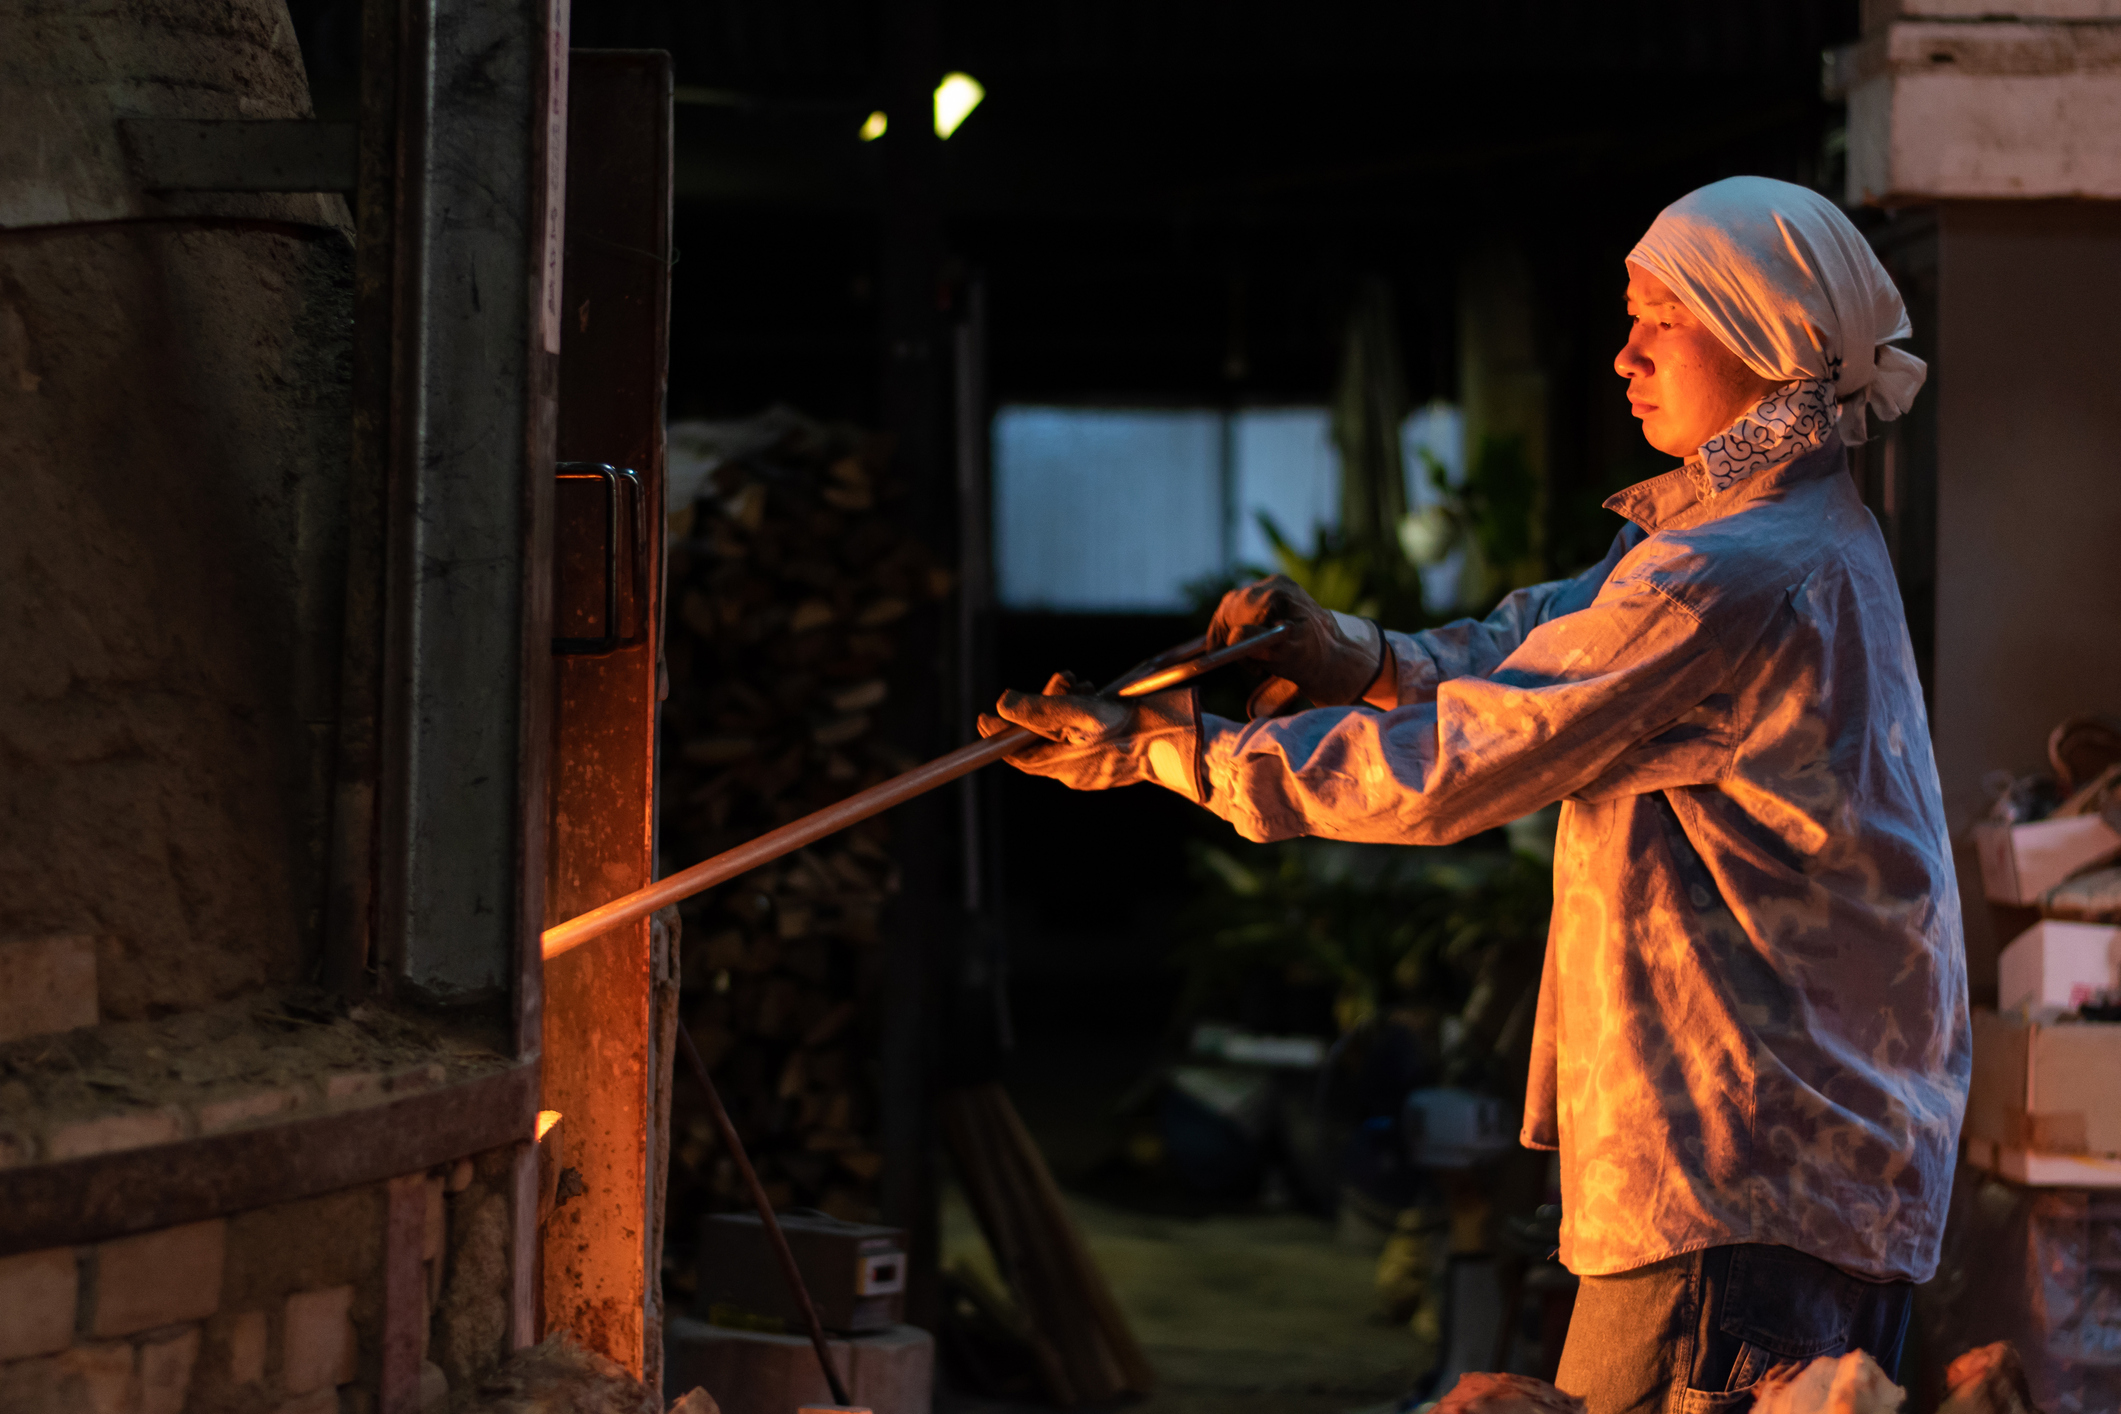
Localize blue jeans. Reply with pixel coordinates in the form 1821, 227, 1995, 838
1554, 1244, 1913, 1414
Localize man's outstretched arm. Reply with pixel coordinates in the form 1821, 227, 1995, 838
993, 560, 1725, 848
1369, 527, 1642, 709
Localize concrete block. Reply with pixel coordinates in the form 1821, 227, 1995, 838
844, 1324, 932, 1414
198, 1088, 303, 1134
0, 934, 98, 1043
282, 1285, 358, 1394
663, 1320, 826, 1414
663, 1318, 933, 1414
1842, 20, 2121, 202
50, 1108, 185, 1161
0, 1246, 79, 1360
228, 1310, 269, 1386
140, 1326, 201, 1414
93, 1220, 226, 1336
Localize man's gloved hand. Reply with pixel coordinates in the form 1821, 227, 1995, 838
976, 672, 1206, 801
1206, 574, 1386, 710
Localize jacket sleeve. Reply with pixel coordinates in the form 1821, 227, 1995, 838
1202, 567, 1725, 845
1379, 528, 1641, 707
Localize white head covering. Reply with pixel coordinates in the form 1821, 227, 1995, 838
1626, 176, 1926, 445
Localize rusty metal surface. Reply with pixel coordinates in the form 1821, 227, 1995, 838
540, 48, 673, 1381
0, 1062, 538, 1257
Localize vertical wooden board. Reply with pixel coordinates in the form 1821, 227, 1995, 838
541, 49, 673, 1379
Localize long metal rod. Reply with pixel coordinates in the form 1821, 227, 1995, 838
676, 1025, 852, 1407
544, 724, 1027, 960
540, 625, 1284, 960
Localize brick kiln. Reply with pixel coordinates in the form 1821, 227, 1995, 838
1, 4, 676, 1412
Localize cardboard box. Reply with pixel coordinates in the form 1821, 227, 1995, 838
1973, 815, 2121, 905
1962, 1134, 2121, 1188
1966, 1009, 2121, 1168
1998, 920, 2120, 1017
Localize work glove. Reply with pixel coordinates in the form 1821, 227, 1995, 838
977, 672, 1207, 802
1206, 574, 1387, 715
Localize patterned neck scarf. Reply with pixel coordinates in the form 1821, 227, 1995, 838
1690, 378, 1836, 495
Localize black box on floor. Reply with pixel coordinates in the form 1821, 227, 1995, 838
697, 1212, 907, 1333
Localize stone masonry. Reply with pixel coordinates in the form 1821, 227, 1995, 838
0, 1144, 527, 1414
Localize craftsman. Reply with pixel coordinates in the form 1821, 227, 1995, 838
981, 176, 1969, 1413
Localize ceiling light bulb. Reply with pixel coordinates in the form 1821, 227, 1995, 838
933, 72, 984, 139
859, 110, 888, 142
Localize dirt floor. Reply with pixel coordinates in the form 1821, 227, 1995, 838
939, 1185, 1423, 1414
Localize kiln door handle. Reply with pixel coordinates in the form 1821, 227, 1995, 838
552, 461, 647, 656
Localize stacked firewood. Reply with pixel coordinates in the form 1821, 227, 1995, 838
661, 410, 950, 1235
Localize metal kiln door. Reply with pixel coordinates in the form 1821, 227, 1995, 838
540, 48, 675, 1389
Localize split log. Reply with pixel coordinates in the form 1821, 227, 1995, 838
939, 1083, 1156, 1405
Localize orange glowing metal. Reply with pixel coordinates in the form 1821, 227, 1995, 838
539, 626, 1288, 960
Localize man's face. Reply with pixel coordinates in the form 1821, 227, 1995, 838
1616, 263, 1777, 459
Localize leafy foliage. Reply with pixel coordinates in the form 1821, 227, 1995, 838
1254, 513, 1429, 628
1173, 837, 1553, 1040
1400, 435, 1547, 615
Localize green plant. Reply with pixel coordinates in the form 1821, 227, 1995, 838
1173, 838, 1552, 1040
1399, 436, 1547, 616
1251, 513, 1429, 629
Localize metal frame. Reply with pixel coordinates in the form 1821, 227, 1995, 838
345, 0, 565, 1020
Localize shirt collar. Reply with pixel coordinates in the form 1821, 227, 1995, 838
1696, 379, 1836, 493
1604, 434, 1847, 534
